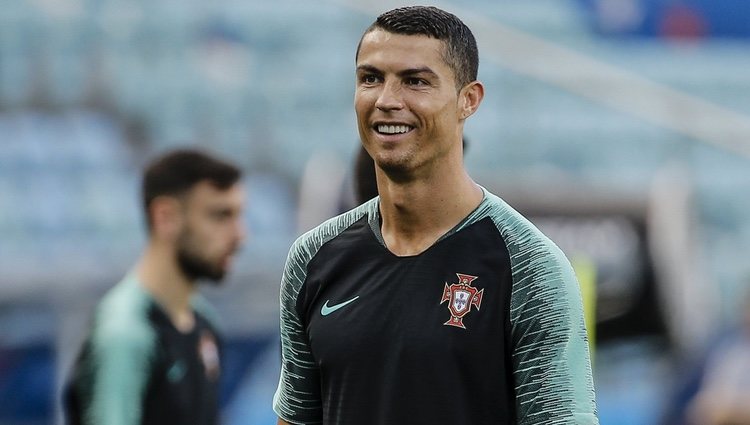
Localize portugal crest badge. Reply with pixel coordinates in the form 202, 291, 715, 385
440, 273, 483, 329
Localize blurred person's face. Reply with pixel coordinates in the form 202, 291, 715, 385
355, 30, 475, 176
175, 181, 246, 283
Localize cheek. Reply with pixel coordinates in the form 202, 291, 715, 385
355, 108, 375, 141
431, 102, 459, 130
354, 95, 372, 118
214, 224, 240, 246
187, 223, 221, 251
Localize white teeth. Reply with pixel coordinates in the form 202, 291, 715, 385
377, 124, 411, 134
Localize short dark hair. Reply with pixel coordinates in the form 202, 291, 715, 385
356, 6, 479, 90
142, 148, 242, 231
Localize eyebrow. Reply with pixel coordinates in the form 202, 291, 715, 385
356, 64, 439, 79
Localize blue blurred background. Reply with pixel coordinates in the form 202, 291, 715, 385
1, 0, 750, 424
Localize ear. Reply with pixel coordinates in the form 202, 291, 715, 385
458, 81, 484, 120
149, 196, 183, 240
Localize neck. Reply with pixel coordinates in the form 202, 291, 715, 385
135, 242, 196, 332
377, 165, 482, 256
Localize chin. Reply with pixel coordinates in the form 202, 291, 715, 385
377, 153, 419, 173
373, 152, 409, 170
202, 277, 226, 286
207, 265, 229, 282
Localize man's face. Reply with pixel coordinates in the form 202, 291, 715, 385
175, 181, 246, 283
355, 29, 464, 177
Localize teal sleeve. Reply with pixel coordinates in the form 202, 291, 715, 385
273, 241, 323, 424
469, 190, 598, 424
76, 302, 156, 425
508, 231, 599, 424
80, 320, 155, 425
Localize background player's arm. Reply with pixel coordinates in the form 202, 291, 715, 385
76, 326, 154, 425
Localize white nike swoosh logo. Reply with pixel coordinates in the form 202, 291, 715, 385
321, 296, 360, 316
167, 361, 186, 382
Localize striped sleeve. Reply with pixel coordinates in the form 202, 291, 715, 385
485, 194, 598, 424
273, 238, 323, 424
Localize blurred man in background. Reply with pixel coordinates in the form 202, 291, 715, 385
63, 148, 246, 425
274, 6, 597, 425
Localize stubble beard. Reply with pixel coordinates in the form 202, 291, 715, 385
176, 232, 226, 285
369, 142, 420, 183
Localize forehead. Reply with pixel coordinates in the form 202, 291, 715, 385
185, 181, 245, 207
357, 29, 448, 71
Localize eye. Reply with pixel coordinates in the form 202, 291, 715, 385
209, 209, 233, 222
405, 77, 428, 87
360, 74, 381, 85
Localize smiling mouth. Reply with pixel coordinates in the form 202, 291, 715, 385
375, 124, 414, 135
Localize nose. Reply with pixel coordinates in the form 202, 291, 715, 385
234, 218, 248, 245
375, 80, 404, 112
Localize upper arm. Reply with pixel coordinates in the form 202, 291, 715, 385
78, 323, 155, 425
273, 242, 323, 424
509, 240, 598, 424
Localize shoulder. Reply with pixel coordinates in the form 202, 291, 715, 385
280, 199, 375, 313
474, 189, 564, 260
89, 277, 157, 353
474, 189, 577, 300
287, 198, 375, 267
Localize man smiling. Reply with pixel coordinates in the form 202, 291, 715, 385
274, 6, 598, 424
